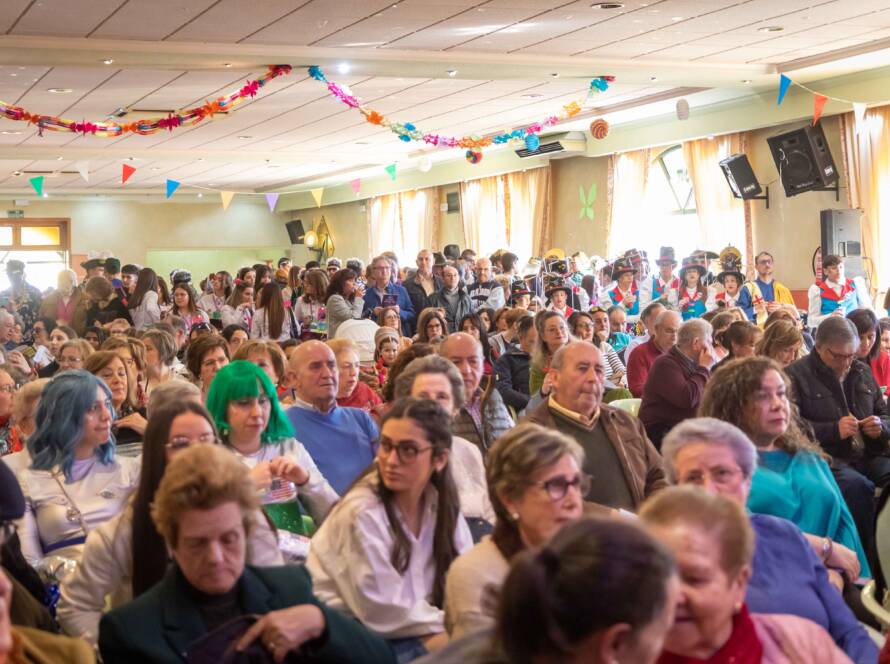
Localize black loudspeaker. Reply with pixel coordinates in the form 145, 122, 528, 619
719, 153, 762, 199
767, 123, 839, 197
285, 219, 305, 244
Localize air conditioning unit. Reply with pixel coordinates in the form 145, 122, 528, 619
514, 131, 586, 158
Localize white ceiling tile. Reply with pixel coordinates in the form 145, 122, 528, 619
163, 0, 302, 43
11, 0, 124, 37
0, 1, 32, 33
89, 0, 218, 40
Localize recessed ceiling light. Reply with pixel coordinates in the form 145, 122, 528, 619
355, 141, 370, 145
649, 76, 658, 81
9, 74, 16, 78
742, 79, 752, 84
267, 164, 281, 168
707, 135, 715, 140
590, 2, 624, 8
550, 72, 560, 78
337, 62, 350, 74
197, 193, 203, 198
102, 58, 114, 65
56, 156, 63, 161
671, 16, 683, 21
11, 171, 21, 177
150, 167, 162, 171
237, 135, 252, 140
196, 158, 204, 162
1, 131, 20, 136
42, 193, 47, 198
223, 63, 232, 68
522, 93, 544, 99
758, 26, 784, 32
47, 88, 72, 94
446, 69, 458, 77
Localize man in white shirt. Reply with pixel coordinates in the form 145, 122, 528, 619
467, 258, 505, 311
807, 254, 872, 330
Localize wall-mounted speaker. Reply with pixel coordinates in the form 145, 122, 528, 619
767, 123, 838, 197
719, 153, 762, 199
285, 219, 305, 244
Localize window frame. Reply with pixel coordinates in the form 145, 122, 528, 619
0, 218, 69, 251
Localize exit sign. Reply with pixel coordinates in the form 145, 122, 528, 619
6, 210, 23, 218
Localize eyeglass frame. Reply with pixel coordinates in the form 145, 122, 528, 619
378, 439, 434, 464
535, 473, 592, 501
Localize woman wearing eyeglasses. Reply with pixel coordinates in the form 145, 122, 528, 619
206, 361, 338, 537
56, 399, 284, 646
443, 423, 587, 639
307, 398, 472, 662
84, 351, 147, 453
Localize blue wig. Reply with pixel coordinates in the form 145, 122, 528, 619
29, 369, 116, 480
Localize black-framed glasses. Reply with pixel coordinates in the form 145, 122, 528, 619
379, 439, 433, 463
537, 473, 592, 501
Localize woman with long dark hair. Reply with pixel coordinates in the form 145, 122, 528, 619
168, 282, 208, 331
459, 312, 494, 372
307, 398, 471, 661
56, 400, 282, 646
197, 270, 233, 323
848, 308, 890, 390
325, 267, 365, 338
294, 268, 329, 339
128, 268, 161, 330
250, 282, 292, 342
221, 281, 254, 329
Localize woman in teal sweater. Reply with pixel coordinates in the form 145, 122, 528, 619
700, 356, 869, 579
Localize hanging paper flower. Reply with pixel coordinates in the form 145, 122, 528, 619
563, 101, 582, 117
367, 111, 385, 125
466, 149, 483, 164
240, 80, 260, 98
308, 66, 326, 82
525, 134, 540, 151
590, 77, 610, 93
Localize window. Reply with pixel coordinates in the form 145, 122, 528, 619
0, 219, 70, 291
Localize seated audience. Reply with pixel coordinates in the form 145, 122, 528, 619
529, 311, 569, 395
325, 268, 365, 339
6, 379, 48, 461
459, 313, 495, 371
493, 315, 535, 412
415, 308, 448, 344
98, 444, 394, 663
627, 310, 681, 398
440, 333, 513, 455
83, 277, 132, 329
16, 371, 140, 568
57, 400, 283, 645
208, 361, 337, 534
378, 306, 413, 351
363, 255, 416, 336
285, 341, 378, 494
429, 265, 473, 334
127, 268, 161, 330
607, 305, 632, 355
848, 308, 890, 391
443, 423, 585, 638
231, 339, 288, 396
527, 341, 666, 510
487, 307, 527, 358
700, 357, 869, 579
641, 483, 861, 664
624, 301, 667, 363
327, 339, 381, 412
140, 329, 177, 396
639, 318, 716, 449
84, 351, 147, 449
185, 333, 230, 399
712, 320, 761, 371
221, 323, 248, 357
756, 318, 804, 367
375, 327, 401, 387
307, 398, 472, 661
0, 369, 20, 456
394, 355, 495, 531
250, 282, 293, 342
570, 310, 626, 386
220, 281, 254, 329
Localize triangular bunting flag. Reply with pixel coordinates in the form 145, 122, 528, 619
777, 75, 791, 106
29, 176, 43, 198
350, 178, 361, 195
310, 188, 324, 208
853, 102, 867, 125
121, 163, 136, 184
813, 94, 828, 125
385, 163, 397, 181
265, 193, 280, 212
165, 180, 180, 199
75, 161, 90, 183
220, 191, 235, 210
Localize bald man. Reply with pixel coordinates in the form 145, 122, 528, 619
467, 258, 505, 311
439, 332, 514, 455
527, 341, 666, 510
284, 341, 378, 494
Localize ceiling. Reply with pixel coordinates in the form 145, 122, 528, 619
0, 0, 888, 195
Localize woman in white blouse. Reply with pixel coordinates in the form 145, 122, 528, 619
127, 268, 162, 330
220, 282, 254, 329
307, 397, 472, 662
15, 370, 140, 570
206, 360, 337, 533
57, 399, 283, 646
250, 282, 294, 342
443, 423, 587, 639
393, 354, 495, 534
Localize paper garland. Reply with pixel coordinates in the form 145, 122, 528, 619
0, 65, 293, 138
307, 65, 613, 157
777, 73, 872, 127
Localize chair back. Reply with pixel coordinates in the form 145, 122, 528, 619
609, 398, 641, 417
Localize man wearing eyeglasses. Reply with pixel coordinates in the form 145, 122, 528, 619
527, 341, 666, 511
748, 251, 797, 326
361, 256, 416, 336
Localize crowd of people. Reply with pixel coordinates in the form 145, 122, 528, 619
0, 242, 888, 663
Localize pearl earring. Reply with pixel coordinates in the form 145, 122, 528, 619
511, 512, 519, 521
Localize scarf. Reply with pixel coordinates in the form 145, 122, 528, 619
657, 606, 763, 664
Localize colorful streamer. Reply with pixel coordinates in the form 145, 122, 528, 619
0, 65, 293, 138
307, 65, 613, 156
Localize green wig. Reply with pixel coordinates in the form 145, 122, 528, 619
205, 360, 294, 444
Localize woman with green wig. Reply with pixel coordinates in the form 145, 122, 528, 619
206, 360, 338, 534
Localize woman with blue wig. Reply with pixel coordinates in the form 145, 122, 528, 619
206, 360, 338, 535
15, 370, 140, 569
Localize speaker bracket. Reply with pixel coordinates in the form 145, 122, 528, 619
812, 182, 840, 201
733, 185, 770, 209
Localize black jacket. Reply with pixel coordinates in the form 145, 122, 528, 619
428, 286, 474, 334
403, 271, 442, 318
494, 348, 530, 410
785, 352, 890, 460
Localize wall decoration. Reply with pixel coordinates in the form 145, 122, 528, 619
524, 134, 540, 152
220, 191, 235, 211
776, 74, 870, 125
465, 149, 482, 164
29, 176, 43, 198
121, 164, 136, 184
589, 118, 609, 139
676, 98, 690, 120
579, 184, 597, 221
350, 178, 362, 195
385, 163, 397, 181
308, 65, 614, 159
265, 192, 279, 212
0, 65, 293, 137
310, 188, 324, 207
165, 179, 180, 199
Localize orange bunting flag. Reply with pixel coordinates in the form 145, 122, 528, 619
220, 191, 235, 210
121, 164, 136, 184
813, 94, 828, 125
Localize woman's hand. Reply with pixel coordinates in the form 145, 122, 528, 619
115, 412, 147, 435
249, 462, 273, 491
826, 540, 860, 583
5, 351, 31, 378
236, 605, 326, 663
827, 569, 844, 593
269, 456, 309, 486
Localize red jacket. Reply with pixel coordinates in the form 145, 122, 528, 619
627, 338, 666, 398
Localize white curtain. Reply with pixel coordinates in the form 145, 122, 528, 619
367, 187, 437, 262
459, 176, 506, 257
606, 148, 651, 258
507, 167, 551, 259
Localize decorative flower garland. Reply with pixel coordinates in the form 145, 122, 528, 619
0, 65, 293, 137
308, 65, 613, 154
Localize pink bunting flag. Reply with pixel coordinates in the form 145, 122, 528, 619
350, 178, 361, 195
813, 94, 828, 125
265, 193, 279, 212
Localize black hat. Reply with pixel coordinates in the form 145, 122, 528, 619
549, 259, 569, 275
5, 260, 24, 275
510, 278, 531, 300
656, 247, 677, 266
277, 257, 291, 267
0, 460, 24, 522
610, 257, 638, 278
443, 244, 461, 261
80, 257, 106, 271
544, 274, 572, 297
679, 255, 708, 281
716, 246, 745, 285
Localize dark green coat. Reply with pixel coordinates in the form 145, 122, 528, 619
98, 564, 395, 664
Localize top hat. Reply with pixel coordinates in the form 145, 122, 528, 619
679, 255, 708, 282
544, 274, 572, 298
510, 278, 532, 300
610, 256, 638, 278
656, 246, 677, 266
716, 246, 745, 285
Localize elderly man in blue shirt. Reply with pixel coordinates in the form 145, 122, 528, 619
362, 255, 416, 336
